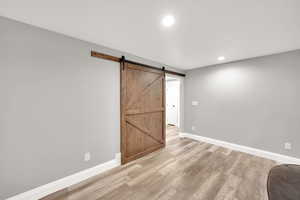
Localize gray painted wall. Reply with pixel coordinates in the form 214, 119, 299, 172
0, 16, 180, 199
185, 50, 300, 159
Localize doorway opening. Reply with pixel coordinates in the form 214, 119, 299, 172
166, 75, 182, 132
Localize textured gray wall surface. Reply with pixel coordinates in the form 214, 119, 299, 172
0, 16, 179, 199
184, 50, 300, 158
0, 16, 120, 199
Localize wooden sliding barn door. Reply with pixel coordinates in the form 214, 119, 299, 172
121, 61, 166, 164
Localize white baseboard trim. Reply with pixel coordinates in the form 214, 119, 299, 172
7, 153, 121, 200
180, 132, 300, 165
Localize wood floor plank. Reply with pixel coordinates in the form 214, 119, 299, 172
42, 126, 276, 200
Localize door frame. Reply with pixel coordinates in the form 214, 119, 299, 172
165, 74, 184, 131
166, 77, 180, 127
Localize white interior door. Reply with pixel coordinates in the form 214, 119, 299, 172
166, 80, 180, 126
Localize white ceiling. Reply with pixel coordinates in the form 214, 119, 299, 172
0, 0, 299, 70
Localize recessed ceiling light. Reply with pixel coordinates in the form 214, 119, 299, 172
161, 15, 175, 27
218, 56, 225, 61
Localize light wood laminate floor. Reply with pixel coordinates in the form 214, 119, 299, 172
43, 126, 276, 200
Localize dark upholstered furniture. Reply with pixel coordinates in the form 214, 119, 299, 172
267, 164, 300, 200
